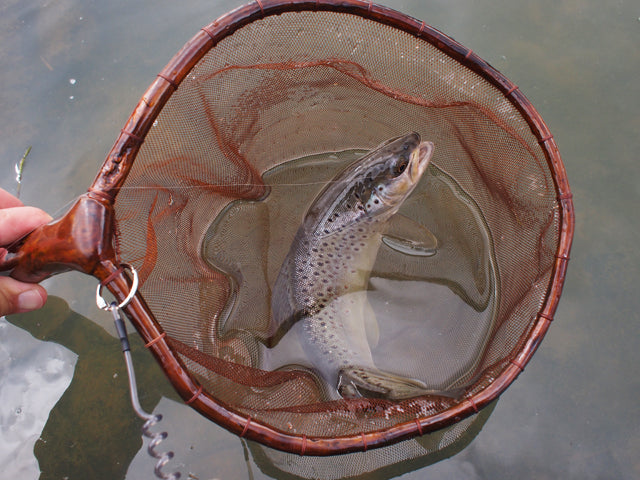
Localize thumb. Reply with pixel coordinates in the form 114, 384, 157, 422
0, 276, 47, 316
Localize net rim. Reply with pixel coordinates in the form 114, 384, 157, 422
92, 0, 575, 455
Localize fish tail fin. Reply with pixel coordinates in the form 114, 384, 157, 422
339, 366, 462, 400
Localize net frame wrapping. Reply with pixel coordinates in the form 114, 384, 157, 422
5, 0, 574, 456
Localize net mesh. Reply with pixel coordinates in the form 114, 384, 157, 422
112, 9, 560, 444
248, 400, 497, 480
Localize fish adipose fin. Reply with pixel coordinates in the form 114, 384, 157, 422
338, 366, 452, 400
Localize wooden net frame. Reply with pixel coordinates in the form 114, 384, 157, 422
2, 0, 574, 456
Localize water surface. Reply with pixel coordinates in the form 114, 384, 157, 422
1, 0, 638, 479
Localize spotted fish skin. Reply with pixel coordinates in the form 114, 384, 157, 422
271, 133, 435, 399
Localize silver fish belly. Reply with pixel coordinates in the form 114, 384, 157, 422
271, 133, 435, 400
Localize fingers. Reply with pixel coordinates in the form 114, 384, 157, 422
0, 188, 52, 316
0, 187, 24, 208
0, 206, 53, 246
0, 276, 47, 316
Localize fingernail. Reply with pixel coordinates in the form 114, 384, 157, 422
17, 289, 45, 311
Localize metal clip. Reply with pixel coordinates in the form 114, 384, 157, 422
99, 284, 180, 479
96, 264, 139, 311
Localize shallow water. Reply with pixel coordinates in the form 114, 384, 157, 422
206, 150, 497, 394
1, 0, 639, 479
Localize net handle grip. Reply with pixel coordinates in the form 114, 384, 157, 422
0, 192, 117, 283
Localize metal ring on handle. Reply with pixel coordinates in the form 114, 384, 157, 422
96, 264, 139, 311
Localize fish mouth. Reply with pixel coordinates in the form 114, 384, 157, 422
409, 141, 434, 182
379, 139, 433, 206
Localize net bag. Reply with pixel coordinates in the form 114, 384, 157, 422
3, 0, 574, 456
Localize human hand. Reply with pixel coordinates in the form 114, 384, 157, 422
0, 188, 52, 316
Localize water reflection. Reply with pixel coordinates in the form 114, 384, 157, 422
0, 317, 76, 479
7, 297, 176, 480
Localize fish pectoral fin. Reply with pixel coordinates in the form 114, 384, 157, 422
382, 214, 437, 257
338, 366, 431, 400
264, 308, 308, 348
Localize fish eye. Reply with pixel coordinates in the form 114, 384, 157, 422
393, 159, 408, 176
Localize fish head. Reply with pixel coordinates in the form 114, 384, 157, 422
309, 133, 434, 236
357, 132, 434, 217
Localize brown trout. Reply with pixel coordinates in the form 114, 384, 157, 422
271, 133, 437, 400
